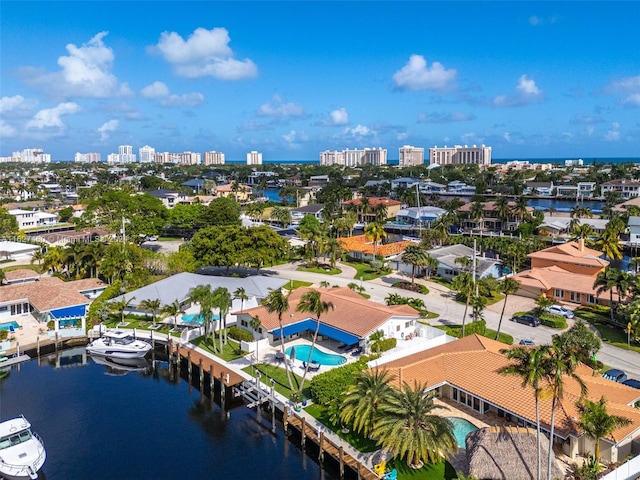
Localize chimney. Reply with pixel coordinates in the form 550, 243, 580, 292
579, 238, 585, 252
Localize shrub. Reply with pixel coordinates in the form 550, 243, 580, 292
392, 281, 429, 295
540, 314, 568, 329
0, 330, 8, 341
86, 280, 123, 325
309, 360, 367, 405
227, 326, 253, 342
372, 337, 397, 352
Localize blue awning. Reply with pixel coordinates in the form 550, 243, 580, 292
271, 318, 360, 345
50, 304, 87, 319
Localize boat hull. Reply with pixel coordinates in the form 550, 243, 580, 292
85, 347, 150, 359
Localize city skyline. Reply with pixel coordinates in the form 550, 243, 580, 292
1, 1, 639, 162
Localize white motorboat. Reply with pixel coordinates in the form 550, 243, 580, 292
0, 416, 46, 480
86, 330, 152, 359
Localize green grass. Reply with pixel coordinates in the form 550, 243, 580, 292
387, 458, 458, 480
343, 261, 391, 281
241, 363, 311, 400
423, 312, 440, 320
575, 308, 640, 353
191, 336, 247, 362
297, 265, 342, 275
2, 264, 41, 273
283, 279, 313, 291
434, 323, 513, 345
304, 403, 379, 452
483, 292, 505, 306
426, 276, 452, 289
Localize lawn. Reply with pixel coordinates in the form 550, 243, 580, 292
241, 363, 311, 400
283, 279, 313, 291
304, 403, 379, 452
297, 265, 342, 275
343, 261, 391, 281
191, 336, 247, 362
2, 264, 41, 273
575, 308, 640, 354
434, 323, 514, 345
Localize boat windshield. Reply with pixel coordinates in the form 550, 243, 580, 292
112, 336, 135, 345
0, 429, 32, 449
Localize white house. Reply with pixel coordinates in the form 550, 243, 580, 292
628, 216, 640, 246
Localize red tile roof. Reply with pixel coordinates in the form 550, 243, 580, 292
338, 235, 410, 257
342, 197, 401, 207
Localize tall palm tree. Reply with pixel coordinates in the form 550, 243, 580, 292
596, 229, 622, 261
0, 268, 5, 286
401, 244, 428, 286
295, 289, 335, 391
469, 201, 485, 230
323, 238, 343, 268
139, 298, 162, 325
511, 195, 530, 223
451, 271, 474, 337
364, 222, 386, 256
187, 285, 218, 352
111, 296, 136, 326
161, 299, 185, 328
593, 268, 619, 323
261, 289, 294, 390
30, 248, 46, 273
213, 287, 231, 349
233, 287, 248, 313
373, 380, 457, 468
340, 369, 397, 438
577, 396, 631, 462
495, 277, 520, 340
270, 206, 291, 228
249, 315, 262, 364
498, 345, 550, 480
545, 339, 588, 480
494, 195, 511, 227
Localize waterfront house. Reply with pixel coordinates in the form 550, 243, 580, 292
374, 334, 640, 463
290, 204, 324, 225
342, 197, 402, 224
236, 286, 422, 348
214, 183, 253, 202
513, 239, 611, 305
148, 189, 191, 209
393, 206, 446, 229
457, 201, 534, 232
628, 216, 640, 246
524, 181, 554, 196
390, 177, 419, 191
338, 235, 411, 261
601, 179, 640, 200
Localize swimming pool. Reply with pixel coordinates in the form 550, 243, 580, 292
0, 321, 19, 332
285, 345, 347, 366
449, 417, 478, 448
182, 313, 220, 324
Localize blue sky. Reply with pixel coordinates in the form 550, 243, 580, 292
1, 1, 639, 162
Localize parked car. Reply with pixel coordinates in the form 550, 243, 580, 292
622, 378, 640, 389
510, 314, 541, 327
519, 339, 535, 346
545, 305, 575, 319
603, 369, 627, 383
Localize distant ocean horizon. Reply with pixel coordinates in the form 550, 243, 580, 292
226, 157, 640, 166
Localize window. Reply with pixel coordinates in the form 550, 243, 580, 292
396, 325, 401, 332
554, 289, 564, 298
587, 294, 596, 304
570, 291, 581, 302
405, 321, 411, 328
460, 392, 466, 404
241, 320, 247, 327
452, 388, 458, 401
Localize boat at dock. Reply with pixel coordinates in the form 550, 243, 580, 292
86, 330, 152, 359
0, 416, 46, 480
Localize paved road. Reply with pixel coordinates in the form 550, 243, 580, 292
267, 262, 640, 380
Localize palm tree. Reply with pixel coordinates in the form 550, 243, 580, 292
495, 277, 520, 340
111, 296, 136, 326
373, 380, 457, 468
323, 238, 343, 268
469, 293, 487, 322
469, 201, 485, 230
249, 315, 262, 364
577, 396, 631, 462
261, 289, 294, 390
42, 246, 65, 274
451, 272, 474, 337
0, 268, 5, 286
340, 369, 397, 438
234, 287, 248, 313
364, 222, 386, 256
593, 268, 618, 323
30, 248, 46, 273
213, 287, 231, 349
295, 289, 335, 391
270, 206, 291, 228
511, 195, 530, 223
498, 345, 550, 480
161, 299, 185, 328
319, 280, 330, 288
187, 285, 218, 352
545, 339, 588, 480
570, 223, 594, 243
401, 244, 428, 286
373, 202, 388, 223
139, 298, 162, 325
596, 229, 622, 261
494, 195, 511, 227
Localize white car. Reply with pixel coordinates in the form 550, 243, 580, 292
545, 304, 575, 319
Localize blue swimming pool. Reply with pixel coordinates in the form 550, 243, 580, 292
182, 313, 220, 324
449, 417, 478, 448
285, 345, 347, 366
0, 321, 19, 331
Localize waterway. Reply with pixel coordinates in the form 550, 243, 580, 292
1, 352, 336, 480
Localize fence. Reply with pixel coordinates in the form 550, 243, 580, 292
601, 455, 640, 480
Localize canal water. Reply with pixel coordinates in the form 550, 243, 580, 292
2, 352, 336, 480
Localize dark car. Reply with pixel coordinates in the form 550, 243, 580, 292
519, 339, 535, 346
603, 369, 627, 383
510, 314, 541, 327
622, 378, 640, 389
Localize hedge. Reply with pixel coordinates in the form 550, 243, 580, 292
540, 314, 568, 329
227, 326, 253, 342
371, 337, 397, 353
309, 360, 367, 405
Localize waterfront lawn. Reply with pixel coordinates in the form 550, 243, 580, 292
387, 458, 458, 480
192, 336, 246, 362
242, 363, 311, 400
304, 403, 378, 452
297, 265, 342, 275
343, 261, 391, 281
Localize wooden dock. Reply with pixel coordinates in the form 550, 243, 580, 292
284, 410, 380, 480
173, 342, 244, 387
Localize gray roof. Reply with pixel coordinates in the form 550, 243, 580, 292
111, 273, 287, 306
291, 203, 324, 214
427, 244, 501, 275
396, 206, 446, 220
628, 216, 640, 227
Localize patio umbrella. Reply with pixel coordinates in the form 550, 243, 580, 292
289, 346, 296, 363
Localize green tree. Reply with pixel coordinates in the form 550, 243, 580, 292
187, 285, 218, 352
593, 268, 618, 323
30, 248, 46, 273
364, 222, 386, 255
577, 396, 631, 463
111, 296, 136, 326
198, 197, 241, 227
373, 380, 457, 468
552, 318, 601, 368
249, 315, 262, 364
495, 277, 520, 340
214, 287, 232, 349
451, 272, 474, 337
270, 206, 292, 227
161, 299, 185, 328
498, 345, 550, 480
234, 287, 248, 313
595, 229, 622, 261
139, 298, 162, 325
261, 289, 294, 390
295, 289, 335, 391
340, 369, 397, 438
401, 244, 429, 286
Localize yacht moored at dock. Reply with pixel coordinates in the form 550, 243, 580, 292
0, 416, 46, 480
86, 330, 152, 359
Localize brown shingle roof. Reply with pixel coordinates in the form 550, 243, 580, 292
338, 235, 410, 257
4, 269, 39, 282
528, 241, 609, 268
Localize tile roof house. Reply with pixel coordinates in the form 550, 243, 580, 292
338, 235, 411, 261
342, 197, 402, 224
513, 239, 610, 305
374, 334, 640, 464
458, 200, 534, 232
236, 287, 421, 347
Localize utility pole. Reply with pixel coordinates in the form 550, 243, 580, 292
473, 238, 478, 295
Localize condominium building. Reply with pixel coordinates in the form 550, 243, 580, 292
428, 145, 491, 166
319, 150, 345, 166
320, 148, 387, 166
107, 145, 136, 164
74, 152, 101, 163
364, 148, 387, 166
154, 152, 181, 164
399, 145, 424, 167
139, 145, 156, 163
180, 151, 201, 165
0, 148, 51, 164
246, 151, 263, 165
203, 151, 225, 165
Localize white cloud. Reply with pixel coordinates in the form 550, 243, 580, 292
1, 95, 29, 113
258, 95, 304, 117
22, 32, 132, 99
461, 132, 484, 144
494, 75, 545, 107
282, 130, 307, 150
417, 111, 475, 123
604, 122, 621, 141
503, 132, 512, 142
392, 55, 457, 92
98, 119, 119, 141
529, 15, 557, 26
330, 108, 349, 125
0, 121, 17, 138
397, 132, 408, 141
141, 81, 170, 99
604, 75, 640, 106
26, 102, 80, 129
343, 124, 375, 138
160, 93, 205, 107
152, 27, 258, 80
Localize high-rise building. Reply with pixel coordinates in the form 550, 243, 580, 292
204, 151, 225, 165
246, 150, 263, 165
139, 145, 155, 163
363, 148, 387, 166
114, 145, 136, 164
428, 145, 491, 166
399, 145, 424, 167
319, 150, 345, 166
1, 148, 51, 164
74, 152, 101, 163
180, 151, 201, 165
